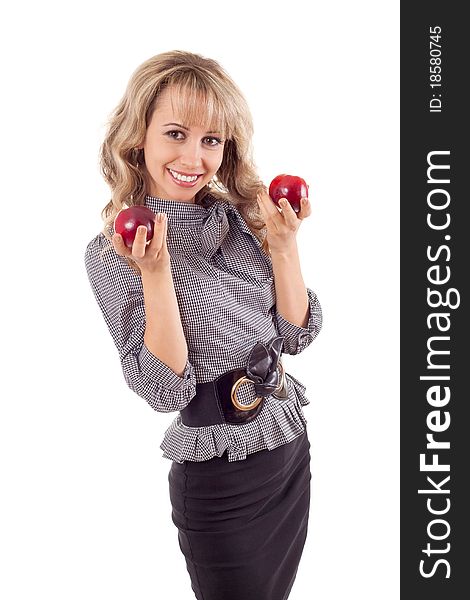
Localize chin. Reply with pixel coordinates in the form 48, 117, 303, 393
174, 183, 209, 202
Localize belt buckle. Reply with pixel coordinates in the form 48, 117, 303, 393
231, 361, 286, 411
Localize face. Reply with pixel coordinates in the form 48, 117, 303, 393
139, 87, 226, 202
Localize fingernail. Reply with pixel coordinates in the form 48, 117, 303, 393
280, 199, 287, 206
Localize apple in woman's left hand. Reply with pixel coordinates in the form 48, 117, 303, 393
256, 188, 311, 253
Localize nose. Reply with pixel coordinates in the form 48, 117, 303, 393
179, 138, 203, 170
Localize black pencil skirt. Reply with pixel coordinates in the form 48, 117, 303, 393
168, 430, 311, 600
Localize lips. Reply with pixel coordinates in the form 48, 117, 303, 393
167, 168, 203, 187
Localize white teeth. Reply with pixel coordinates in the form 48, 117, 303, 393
169, 169, 198, 183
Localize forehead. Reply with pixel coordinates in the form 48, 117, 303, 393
151, 85, 229, 136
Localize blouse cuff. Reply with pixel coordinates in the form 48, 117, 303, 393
274, 288, 322, 355
138, 343, 194, 390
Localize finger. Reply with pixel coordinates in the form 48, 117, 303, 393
257, 188, 280, 214
257, 189, 281, 219
278, 198, 300, 227
148, 214, 163, 251
161, 213, 169, 252
298, 197, 312, 219
112, 233, 130, 257
131, 225, 149, 259
148, 213, 167, 252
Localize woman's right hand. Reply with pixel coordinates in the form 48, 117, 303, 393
112, 212, 170, 274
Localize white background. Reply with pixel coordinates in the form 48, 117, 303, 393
1, 1, 399, 598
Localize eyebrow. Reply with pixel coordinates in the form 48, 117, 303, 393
162, 122, 221, 134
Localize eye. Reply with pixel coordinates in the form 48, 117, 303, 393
203, 136, 224, 147
166, 130, 185, 140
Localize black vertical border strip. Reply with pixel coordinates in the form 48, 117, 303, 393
401, 3, 468, 599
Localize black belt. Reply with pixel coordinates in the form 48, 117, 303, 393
180, 336, 289, 427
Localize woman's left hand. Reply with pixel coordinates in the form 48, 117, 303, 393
256, 189, 311, 254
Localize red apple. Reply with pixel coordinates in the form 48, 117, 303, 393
113, 206, 156, 249
268, 174, 308, 213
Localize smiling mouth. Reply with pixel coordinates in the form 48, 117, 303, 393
167, 168, 203, 185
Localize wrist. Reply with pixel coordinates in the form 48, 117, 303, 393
269, 240, 299, 259
140, 263, 172, 280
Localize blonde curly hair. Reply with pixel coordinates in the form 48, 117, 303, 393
98, 50, 270, 271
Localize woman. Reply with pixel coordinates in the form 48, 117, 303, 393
84, 50, 322, 600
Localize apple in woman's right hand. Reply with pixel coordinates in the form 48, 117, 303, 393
113, 206, 156, 249
112, 207, 170, 274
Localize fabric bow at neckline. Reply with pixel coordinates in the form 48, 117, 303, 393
245, 336, 286, 397
200, 201, 230, 259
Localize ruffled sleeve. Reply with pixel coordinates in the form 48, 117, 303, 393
274, 287, 322, 355
84, 233, 196, 412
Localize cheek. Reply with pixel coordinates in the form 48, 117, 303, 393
210, 150, 225, 173
146, 143, 173, 167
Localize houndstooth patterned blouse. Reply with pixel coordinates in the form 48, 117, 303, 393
84, 194, 322, 463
